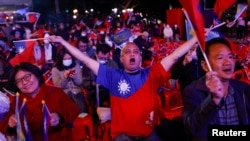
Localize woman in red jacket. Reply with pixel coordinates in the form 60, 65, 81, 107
0, 62, 79, 141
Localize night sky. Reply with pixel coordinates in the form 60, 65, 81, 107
32, 0, 247, 24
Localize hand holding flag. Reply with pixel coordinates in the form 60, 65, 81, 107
15, 93, 25, 141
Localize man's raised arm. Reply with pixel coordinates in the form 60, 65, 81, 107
49, 36, 99, 75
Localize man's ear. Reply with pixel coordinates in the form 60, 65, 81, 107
201, 60, 209, 72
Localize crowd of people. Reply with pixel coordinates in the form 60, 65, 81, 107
0, 9, 250, 141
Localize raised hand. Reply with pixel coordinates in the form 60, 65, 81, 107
205, 71, 224, 105
50, 113, 60, 127
8, 115, 17, 128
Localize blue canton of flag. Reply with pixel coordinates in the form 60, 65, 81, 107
206, 30, 222, 41
14, 41, 26, 54
110, 28, 132, 46
185, 20, 194, 40
185, 19, 220, 41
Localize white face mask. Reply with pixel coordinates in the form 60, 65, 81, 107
44, 33, 50, 44
63, 59, 72, 66
98, 59, 107, 64
81, 32, 87, 37
44, 39, 49, 44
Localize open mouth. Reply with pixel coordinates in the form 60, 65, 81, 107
130, 58, 135, 64
222, 68, 233, 73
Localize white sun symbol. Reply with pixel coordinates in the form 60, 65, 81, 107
118, 79, 131, 95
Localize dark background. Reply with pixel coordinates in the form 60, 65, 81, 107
31, 0, 247, 24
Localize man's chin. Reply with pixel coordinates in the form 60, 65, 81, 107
126, 67, 140, 73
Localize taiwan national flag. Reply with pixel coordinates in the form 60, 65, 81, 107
213, 0, 236, 19
110, 28, 132, 46
234, 3, 248, 19
185, 20, 194, 40
10, 40, 36, 66
42, 101, 50, 141
180, 0, 206, 51
26, 12, 40, 23
185, 19, 221, 41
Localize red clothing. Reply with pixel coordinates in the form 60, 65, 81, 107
233, 68, 250, 85
0, 84, 79, 141
97, 63, 170, 138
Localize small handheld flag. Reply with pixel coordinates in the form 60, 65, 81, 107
110, 28, 132, 46
182, 8, 212, 71
15, 93, 25, 141
234, 3, 248, 22
42, 100, 50, 141
213, 0, 236, 19
25, 12, 40, 23
20, 98, 32, 141
10, 40, 36, 66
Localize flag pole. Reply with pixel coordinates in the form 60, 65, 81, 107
233, 5, 248, 22
182, 8, 212, 71
41, 100, 49, 141
209, 5, 248, 30
41, 100, 51, 115
13, 38, 46, 42
210, 22, 226, 30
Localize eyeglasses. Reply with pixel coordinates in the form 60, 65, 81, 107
15, 73, 32, 85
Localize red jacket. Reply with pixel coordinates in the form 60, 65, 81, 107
0, 84, 79, 141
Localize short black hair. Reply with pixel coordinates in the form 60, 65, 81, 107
77, 36, 89, 47
55, 48, 76, 71
9, 62, 45, 92
198, 38, 231, 60
95, 43, 111, 54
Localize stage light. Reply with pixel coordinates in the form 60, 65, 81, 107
73, 9, 78, 14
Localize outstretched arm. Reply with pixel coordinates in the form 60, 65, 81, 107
49, 36, 99, 75
160, 36, 197, 71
